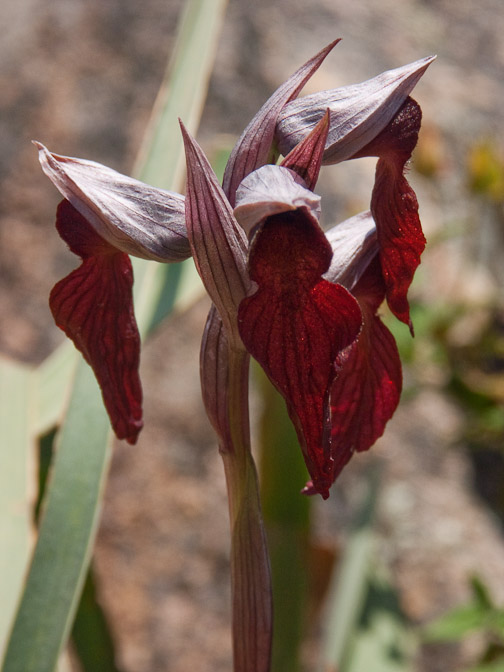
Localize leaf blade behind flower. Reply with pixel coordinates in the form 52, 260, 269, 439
1, 361, 112, 672
0, 358, 35, 661
134, 0, 229, 191
2, 2, 229, 670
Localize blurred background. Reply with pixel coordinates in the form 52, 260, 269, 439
1, 0, 504, 670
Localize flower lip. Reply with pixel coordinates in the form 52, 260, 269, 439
329, 255, 402, 482
238, 206, 363, 499
35, 142, 190, 262
275, 55, 436, 165
50, 199, 143, 444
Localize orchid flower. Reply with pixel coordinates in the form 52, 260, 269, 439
37, 41, 434, 499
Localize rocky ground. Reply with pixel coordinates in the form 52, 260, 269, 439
2, 1, 504, 670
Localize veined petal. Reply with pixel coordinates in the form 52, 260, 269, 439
324, 210, 378, 289
234, 165, 321, 237
330, 256, 402, 479
50, 200, 143, 444
238, 208, 362, 499
223, 40, 340, 206
275, 56, 435, 164
36, 142, 189, 262
180, 123, 249, 346
352, 97, 425, 329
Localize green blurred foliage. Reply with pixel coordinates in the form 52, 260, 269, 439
390, 130, 504, 456
394, 131, 504, 669
468, 143, 504, 203
423, 576, 504, 671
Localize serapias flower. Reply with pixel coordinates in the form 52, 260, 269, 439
230, 118, 401, 497
36, 145, 189, 443
37, 40, 433, 496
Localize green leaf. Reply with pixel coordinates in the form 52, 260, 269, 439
0, 358, 34, 660
2, 1, 228, 670
133, 0, 228, 190
130, 0, 230, 333
345, 576, 414, 672
470, 575, 495, 611
256, 366, 311, 672
317, 474, 414, 672
318, 470, 380, 672
423, 576, 504, 644
423, 604, 488, 642
1, 362, 112, 672
33, 343, 77, 436
71, 567, 120, 672
467, 659, 504, 672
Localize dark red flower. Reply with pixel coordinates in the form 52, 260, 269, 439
37, 143, 189, 443
50, 199, 143, 443
327, 256, 402, 483
238, 206, 362, 498
38, 42, 433, 496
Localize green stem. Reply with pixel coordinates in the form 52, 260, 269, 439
257, 367, 311, 672
221, 346, 273, 672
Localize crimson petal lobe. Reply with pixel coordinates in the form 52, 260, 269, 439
50, 199, 143, 443
353, 97, 425, 330
238, 210, 362, 498
330, 257, 402, 480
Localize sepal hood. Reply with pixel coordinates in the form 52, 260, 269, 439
36, 143, 190, 262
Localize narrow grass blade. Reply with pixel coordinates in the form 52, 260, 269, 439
319, 471, 414, 672
132, 0, 229, 333
71, 568, 120, 672
2, 361, 111, 672
34, 342, 77, 436
256, 365, 311, 672
134, 0, 228, 189
318, 470, 379, 672
2, 1, 228, 670
0, 358, 35, 660
344, 574, 414, 672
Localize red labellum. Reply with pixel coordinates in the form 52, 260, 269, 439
50, 199, 143, 444
353, 97, 425, 330
330, 257, 402, 480
238, 210, 362, 498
